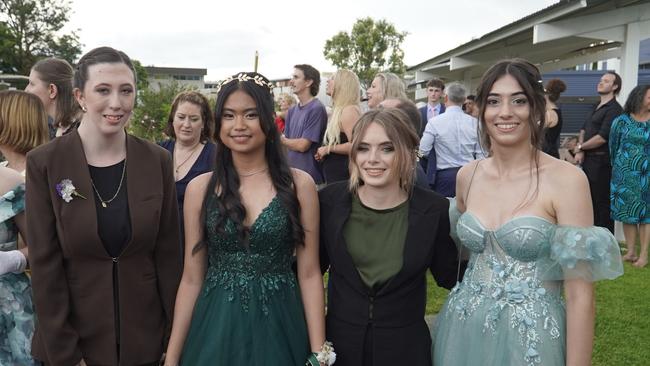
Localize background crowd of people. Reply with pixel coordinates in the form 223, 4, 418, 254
0, 44, 647, 365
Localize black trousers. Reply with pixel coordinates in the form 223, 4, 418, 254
582, 153, 614, 233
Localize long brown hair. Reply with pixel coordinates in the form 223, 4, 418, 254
32, 57, 78, 129
475, 58, 547, 210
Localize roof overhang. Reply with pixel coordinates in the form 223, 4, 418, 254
408, 0, 650, 87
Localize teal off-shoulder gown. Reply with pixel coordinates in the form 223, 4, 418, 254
180, 195, 310, 365
433, 199, 624, 366
0, 184, 36, 366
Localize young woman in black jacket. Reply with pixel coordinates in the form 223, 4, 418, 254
319, 108, 461, 366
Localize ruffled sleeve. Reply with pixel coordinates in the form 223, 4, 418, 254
541, 226, 623, 281
447, 197, 462, 246
0, 183, 25, 223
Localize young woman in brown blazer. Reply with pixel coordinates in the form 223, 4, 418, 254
25, 47, 182, 366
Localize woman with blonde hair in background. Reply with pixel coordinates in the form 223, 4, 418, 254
315, 69, 362, 184
0, 90, 49, 174
275, 93, 295, 133
25, 57, 79, 138
365, 72, 406, 109
0, 90, 49, 365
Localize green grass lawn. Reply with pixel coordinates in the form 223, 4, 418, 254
426, 262, 650, 365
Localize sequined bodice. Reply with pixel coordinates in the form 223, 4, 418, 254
458, 212, 555, 261
201, 195, 297, 314
437, 198, 623, 366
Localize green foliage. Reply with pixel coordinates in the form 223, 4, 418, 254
132, 60, 149, 91
128, 81, 190, 142
0, 0, 82, 74
323, 17, 407, 88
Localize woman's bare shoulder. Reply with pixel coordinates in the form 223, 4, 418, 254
0, 166, 23, 195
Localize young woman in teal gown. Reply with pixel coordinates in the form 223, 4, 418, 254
433, 59, 624, 366
0, 90, 49, 365
0, 167, 35, 365
164, 72, 329, 366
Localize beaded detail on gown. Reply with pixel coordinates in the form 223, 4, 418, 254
0, 184, 36, 366
180, 195, 309, 365
433, 199, 623, 366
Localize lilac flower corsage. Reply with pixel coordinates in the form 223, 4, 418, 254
55, 179, 86, 203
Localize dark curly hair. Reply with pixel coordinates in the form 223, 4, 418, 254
545, 79, 566, 103
623, 84, 650, 115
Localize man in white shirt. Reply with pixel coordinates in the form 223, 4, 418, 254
419, 82, 485, 197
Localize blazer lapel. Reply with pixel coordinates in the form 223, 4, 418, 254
55, 131, 104, 258
123, 135, 146, 254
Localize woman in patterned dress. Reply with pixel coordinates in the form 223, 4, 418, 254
609, 84, 650, 267
433, 59, 623, 366
0, 89, 48, 365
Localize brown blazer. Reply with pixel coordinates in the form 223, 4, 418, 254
25, 131, 182, 366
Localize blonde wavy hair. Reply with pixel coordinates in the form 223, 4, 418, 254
323, 69, 361, 147
348, 109, 419, 194
375, 72, 407, 100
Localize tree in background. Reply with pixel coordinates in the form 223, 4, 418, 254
132, 59, 150, 91
128, 81, 191, 142
0, 0, 82, 74
324, 17, 407, 88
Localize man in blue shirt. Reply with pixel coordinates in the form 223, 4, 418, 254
419, 82, 485, 197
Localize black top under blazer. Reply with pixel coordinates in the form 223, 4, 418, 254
319, 182, 461, 366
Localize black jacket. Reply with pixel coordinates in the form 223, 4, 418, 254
319, 182, 461, 366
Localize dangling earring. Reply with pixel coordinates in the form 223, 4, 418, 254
81, 106, 87, 112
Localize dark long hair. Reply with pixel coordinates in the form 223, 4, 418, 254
195, 72, 304, 252
476, 58, 547, 210
624, 84, 650, 115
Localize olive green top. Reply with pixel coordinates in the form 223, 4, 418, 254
344, 194, 409, 290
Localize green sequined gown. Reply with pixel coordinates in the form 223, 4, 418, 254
180, 195, 310, 365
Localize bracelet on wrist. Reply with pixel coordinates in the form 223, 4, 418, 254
306, 341, 336, 366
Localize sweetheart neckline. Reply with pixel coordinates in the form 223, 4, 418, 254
459, 211, 556, 233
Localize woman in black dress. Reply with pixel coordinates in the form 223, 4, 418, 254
315, 69, 361, 184
159, 91, 216, 242
543, 78, 566, 158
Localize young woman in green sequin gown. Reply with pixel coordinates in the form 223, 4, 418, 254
164, 72, 326, 366
433, 59, 623, 366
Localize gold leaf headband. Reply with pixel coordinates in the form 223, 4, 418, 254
215, 73, 274, 94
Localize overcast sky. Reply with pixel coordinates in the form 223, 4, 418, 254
66, 0, 558, 81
